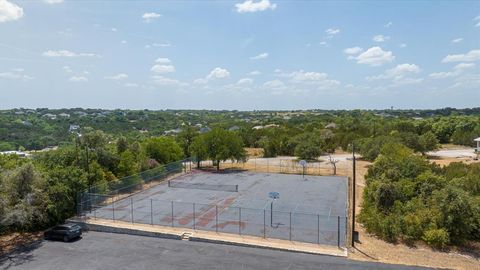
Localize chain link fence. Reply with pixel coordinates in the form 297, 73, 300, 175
77, 158, 194, 214
86, 197, 348, 248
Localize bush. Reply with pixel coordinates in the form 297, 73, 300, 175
422, 229, 449, 249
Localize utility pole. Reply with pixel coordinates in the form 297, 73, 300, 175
352, 143, 356, 247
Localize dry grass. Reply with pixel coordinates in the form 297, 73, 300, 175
0, 232, 43, 257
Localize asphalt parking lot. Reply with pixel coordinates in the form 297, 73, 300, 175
0, 231, 433, 270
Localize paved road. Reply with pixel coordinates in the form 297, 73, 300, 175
0, 231, 433, 270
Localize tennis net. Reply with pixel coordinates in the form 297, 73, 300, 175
168, 180, 238, 192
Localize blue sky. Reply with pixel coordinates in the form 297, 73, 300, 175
0, 0, 479, 110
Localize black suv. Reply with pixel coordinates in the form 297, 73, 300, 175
44, 223, 82, 242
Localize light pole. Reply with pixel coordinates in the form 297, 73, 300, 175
351, 143, 357, 247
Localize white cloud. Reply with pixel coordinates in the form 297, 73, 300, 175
344, 47, 363, 55
319, 41, 328, 46
399, 43, 407, 48
250, 52, 268, 60
145, 43, 171, 49
474, 15, 480, 27
151, 75, 186, 87
451, 38, 463, 44
62, 66, 72, 73
43, 0, 63, 3
276, 70, 340, 89
442, 49, 480, 63
155, 57, 171, 63
150, 64, 175, 74
384, 21, 393, 28
235, 0, 277, 13
354, 47, 395, 66
237, 78, 253, 85
124, 83, 139, 88
248, 70, 261, 76
0, 0, 23, 23
454, 62, 476, 70
105, 73, 128, 80
0, 69, 33, 81
429, 62, 476, 79
263, 79, 285, 90
368, 63, 420, 81
142, 12, 161, 22
193, 78, 208, 84
325, 28, 340, 35
111, 28, 117, 32
69, 76, 88, 82
373, 35, 390, 42
42, 50, 99, 57
121, 40, 127, 44
206, 67, 230, 80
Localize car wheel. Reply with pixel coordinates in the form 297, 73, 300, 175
63, 236, 69, 242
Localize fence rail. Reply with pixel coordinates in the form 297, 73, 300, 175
77, 159, 193, 214
197, 158, 350, 177
84, 197, 348, 248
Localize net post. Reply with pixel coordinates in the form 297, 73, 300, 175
239, 207, 242, 235
193, 203, 196, 230
112, 200, 115, 222
289, 212, 292, 241
131, 197, 134, 224
263, 209, 266, 239
171, 201, 174, 227
337, 216, 340, 248
94, 206, 97, 220
168, 180, 171, 187
215, 205, 218, 233
150, 199, 153, 225
317, 214, 320, 245
236, 185, 238, 192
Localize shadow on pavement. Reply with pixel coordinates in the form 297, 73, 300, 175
0, 240, 43, 270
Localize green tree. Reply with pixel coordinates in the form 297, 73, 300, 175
177, 125, 198, 157
202, 128, 246, 170
143, 136, 183, 164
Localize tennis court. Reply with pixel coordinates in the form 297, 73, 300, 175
87, 170, 348, 247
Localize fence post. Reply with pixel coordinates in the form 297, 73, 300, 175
345, 216, 348, 239
112, 200, 115, 222
263, 209, 266, 238
337, 216, 340, 248
193, 203, 196, 230
131, 198, 134, 224
171, 201, 174, 227
289, 212, 292, 241
239, 207, 242, 235
94, 207, 97, 220
215, 205, 218, 233
317, 214, 320, 245
150, 199, 153, 225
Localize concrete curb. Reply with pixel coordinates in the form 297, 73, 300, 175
188, 236, 347, 257
70, 219, 347, 257
69, 220, 182, 240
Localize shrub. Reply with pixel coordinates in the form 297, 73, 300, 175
422, 229, 449, 249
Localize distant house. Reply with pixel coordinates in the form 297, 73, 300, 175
22, 120, 33, 126
42, 113, 57, 120
69, 124, 80, 132
74, 111, 88, 117
194, 123, 203, 128
264, 124, 279, 129
163, 128, 182, 135
325, 122, 337, 129
0, 151, 30, 157
228, 126, 240, 131
200, 127, 212, 133
58, 113, 70, 118
252, 125, 264, 130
